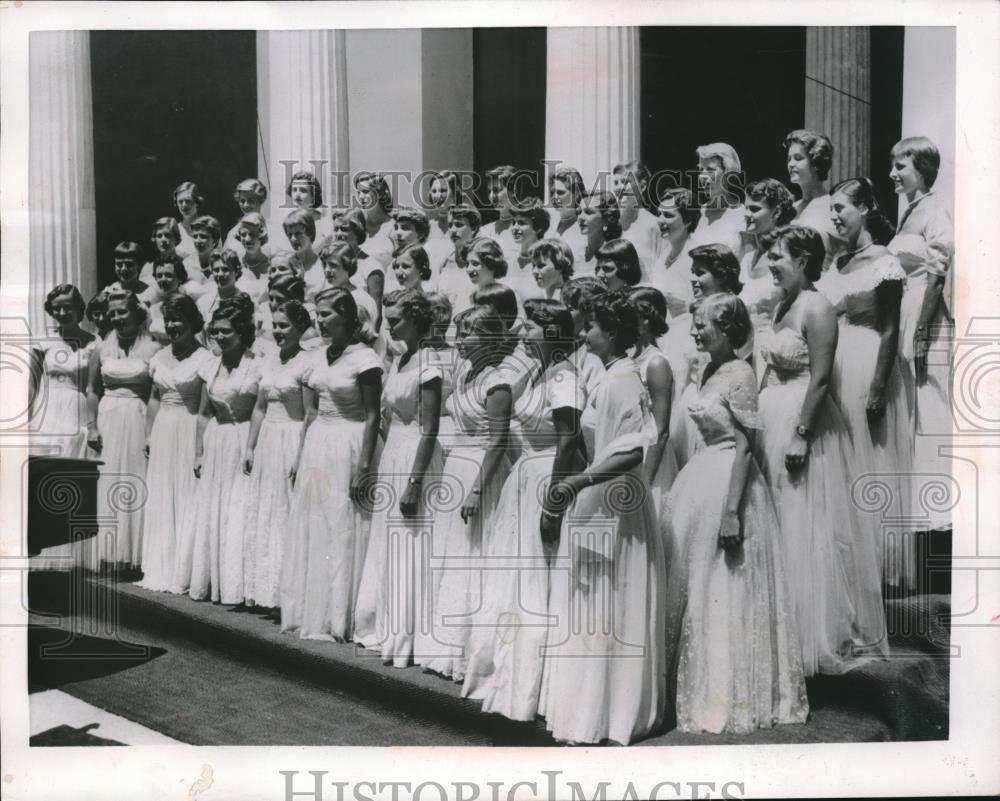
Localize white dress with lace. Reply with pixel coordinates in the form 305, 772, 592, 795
663, 358, 809, 733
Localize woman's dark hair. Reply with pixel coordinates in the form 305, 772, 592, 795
580, 191, 622, 241
453, 305, 517, 373
691, 293, 752, 350
527, 238, 574, 280
353, 171, 394, 213
113, 241, 143, 264
211, 248, 243, 278
106, 288, 149, 326
657, 187, 701, 235
85, 290, 111, 333
589, 290, 639, 351
890, 136, 941, 189
162, 293, 204, 335
461, 237, 508, 279
319, 241, 359, 278
391, 207, 431, 243
595, 239, 642, 286
783, 129, 834, 182
383, 288, 435, 336
472, 283, 519, 331
628, 286, 669, 338
745, 178, 796, 227
767, 225, 827, 282
286, 171, 323, 209
275, 299, 313, 334
831, 177, 894, 246
190, 215, 222, 244
44, 283, 86, 318
211, 293, 256, 349
394, 244, 432, 281
548, 167, 585, 208
510, 197, 550, 237
561, 276, 607, 312
613, 159, 654, 211
152, 254, 189, 285
314, 287, 365, 354
523, 298, 575, 342
268, 273, 306, 302
689, 243, 744, 294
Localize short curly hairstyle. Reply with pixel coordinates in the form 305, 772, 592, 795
448, 203, 482, 234
44, 283, 87, 318
561, 276, 606, 312
233, 178, 268, 204
238, 212, 269, 246
548, 166, 585, 208
268, 273, 306, 302
152, 217, 182, 247
472, 283, 519, 331
105, 288, 149, 326
628, 285, 669, 338
210, 248, 243, 279
430, 170, 469, 207
523, 297, 575, 341
211, 293, 256, 349
689, 243, 743, 294
190, 215, 222, 244
691, 293, 752, 350
766, 225, 826, 283
391, 207, 431, 243
286, 171, 323, 209
319, 241, 359, 278
173, 181, 205, 207
527, 238, 575, 280
656, 186, 701, 235
589, 290, 640, 351
162, 293, 204, 335
461, 237, 508, 279
274, 299, 313, 334
331, 208, 367, 245
745, 178, 796, 227
152, 253, 189, 285
382, 288, 435, 336
510, 197, 550, 238
783, 129, 834, 182
579, 191, 622, 241
353, 171, 394, 213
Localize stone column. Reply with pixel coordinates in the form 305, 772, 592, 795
545, 27, 640, 193
256, 30, 351, 221
29, 31, 97, 339
805, 27, 871, 184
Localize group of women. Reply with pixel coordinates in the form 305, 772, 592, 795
29, 129, 954, 745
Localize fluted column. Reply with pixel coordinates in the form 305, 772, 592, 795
805, 27, 871, 184
545, 27, 640, 192
29, 31, 97, 339
256, 30, 350, 220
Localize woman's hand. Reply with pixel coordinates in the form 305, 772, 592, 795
350, 469, 375, 509
399, 481, 421, 519
718, 510, 743, 551
913, 331, 930, 382
784, 436, 809, 473
866, 385, 887, 424
242, 449, 254, 476
193, 455, 204, 479
460, 488, 481, 524
87, 426, 102, 455
143, 437, 151, 460
288, 457, 300, 487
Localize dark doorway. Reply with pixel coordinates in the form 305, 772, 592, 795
90, 31, 258, 288
472, 28, 547, 220
640, 27, 807, 198
870, 26, 905, 225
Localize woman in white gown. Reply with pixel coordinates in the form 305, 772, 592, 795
547, 167, 588, 266
663, 293, 809, 734
738, 178, 796, 380
172, 181, 204, 261
419, 307, 516, 680
461, 300, 584, 719
223, 178, 270, 258
280, 290, 383, 640
138, 295, 212, 592
29, 285, 99, 570
888, 136, 955, 534
822, 177, 913, 589
84, 290, 161, 570
539, 291, 664, 746
784, 129, 844, 269
436, 204, 482, 321
757, 226, 889, 676
242, 301, 312, 613
575, 191, 623, 278
612, 160, 661, 279
505, 199, 550, 300
182, 296, 261, 603
628, 286, 679, 519
147, 256, 195, 345
353, 289, 449, 667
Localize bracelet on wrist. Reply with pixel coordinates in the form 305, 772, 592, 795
407, 476, 422, 487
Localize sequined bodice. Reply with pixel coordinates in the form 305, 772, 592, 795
759, 327, 810, 388
688, 358, 762, 447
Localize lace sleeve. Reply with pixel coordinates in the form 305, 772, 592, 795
722, 360, 762, 430
871, 253, 906, 285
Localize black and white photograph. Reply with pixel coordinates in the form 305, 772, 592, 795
1, 2, 998, 799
